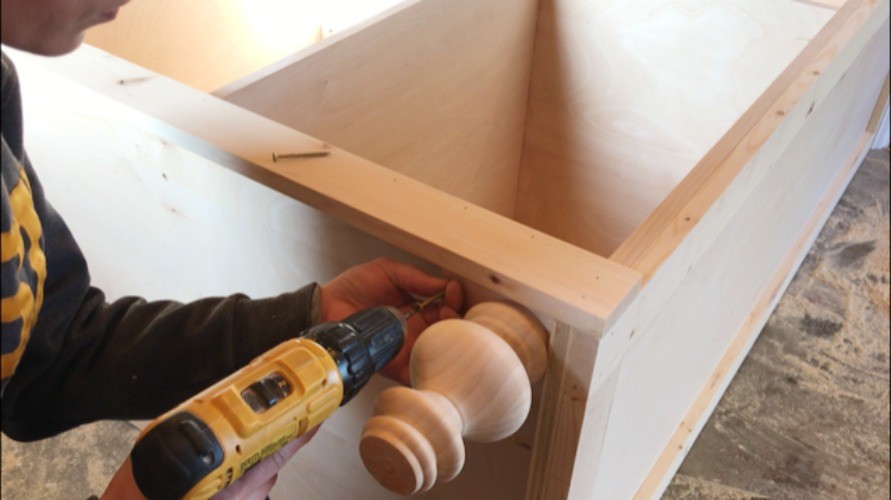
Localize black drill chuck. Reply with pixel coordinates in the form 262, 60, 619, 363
301, 306, 406, 404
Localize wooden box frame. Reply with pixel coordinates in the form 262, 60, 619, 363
8, 0, 889, 498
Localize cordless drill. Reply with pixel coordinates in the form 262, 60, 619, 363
129, 305, 409, 499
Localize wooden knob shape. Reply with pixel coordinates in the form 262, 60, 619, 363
464, 300, 549, 383
360, 301, 548, 494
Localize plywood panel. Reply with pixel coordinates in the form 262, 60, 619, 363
221, 0, 538, 218
84, 0, 405, 92
592, 0, 889, 393
517, 0, 837, 256
636, 131, 874, 499
590, 21, 888, 498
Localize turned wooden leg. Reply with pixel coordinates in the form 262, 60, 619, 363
360, 301, 548, 494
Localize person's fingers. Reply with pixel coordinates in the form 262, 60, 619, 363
258, 427, 318, 474
399, 364, 411, 387
244, 474, 277, 500
321, 259, 464, 326
212, 428, 319, 500
420, 279, 463, 325
379, 323, 417, 384
99, 456, 146, 500
374, 258, 452, 298
444, 279, 464, 312
438, 305, 462, 320
421, 305, 439, 326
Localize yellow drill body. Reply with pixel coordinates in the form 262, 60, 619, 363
136, 339, 342, 499
130, 305, 408, 499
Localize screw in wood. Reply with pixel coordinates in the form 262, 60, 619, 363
404, 290, 447, 320
272, 151, 330, 162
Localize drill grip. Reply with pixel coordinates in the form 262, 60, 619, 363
131, 339, 342, 499
131, 412, 224, 499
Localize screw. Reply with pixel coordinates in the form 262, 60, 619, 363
404, 290, 446, 320
272, 151, 330, 162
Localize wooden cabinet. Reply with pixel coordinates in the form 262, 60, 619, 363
9, 0, 889, 497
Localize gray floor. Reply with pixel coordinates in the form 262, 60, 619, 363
2, 149, 889, 499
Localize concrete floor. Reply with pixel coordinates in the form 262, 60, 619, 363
2, 149, 888, 499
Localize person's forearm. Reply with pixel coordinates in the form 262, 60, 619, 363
2, 285, 318, 441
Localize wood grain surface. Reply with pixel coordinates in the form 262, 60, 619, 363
85, 0, 405, 92
222, 0, 538, 218
517, 0, 836, 256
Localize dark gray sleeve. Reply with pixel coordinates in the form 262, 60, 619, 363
1, 282, 320, 442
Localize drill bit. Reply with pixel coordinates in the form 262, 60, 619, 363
404, 290, 446, 320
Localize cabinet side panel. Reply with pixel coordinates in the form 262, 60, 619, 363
636, 131, 874, 498
596, 0, 889, 385
222, 0, 539, 218
517, 0, 836, 256
589, 23, 889, 499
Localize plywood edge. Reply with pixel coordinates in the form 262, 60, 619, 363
212, 0, 422, 97
526, 322, 588, 500
867, 73, 890, 133
525, 321, 621, 500
8, 44, 641, 333
611, 0, 886, 279
633, 131, 874, 499
873, 100, 891, 148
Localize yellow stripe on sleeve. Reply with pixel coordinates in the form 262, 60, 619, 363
1, 166, 47, 381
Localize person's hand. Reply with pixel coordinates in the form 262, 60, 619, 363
211, 427, 318, 500
319, 258, 464, 385
102, 427, 319, 500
